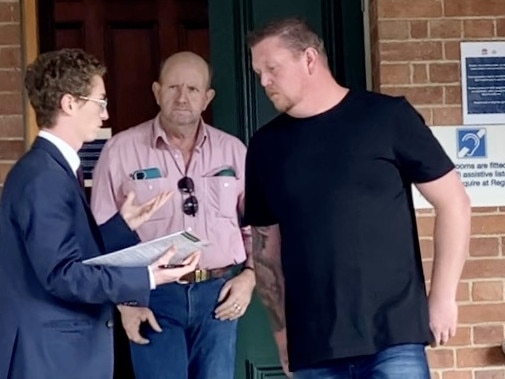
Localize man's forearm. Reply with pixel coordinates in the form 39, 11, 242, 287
430, 196, 471, 299
415, 170, 471, 300
241, 226, 254, 268
252, 225, 285, 332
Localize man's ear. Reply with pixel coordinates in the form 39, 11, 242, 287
305, 48, 318, 75
203, 88, 216, 110
60, 94, 76, 115
152, 82, 161, 105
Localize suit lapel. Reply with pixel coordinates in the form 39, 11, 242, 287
32, 138, 85, 198
32, 138, 106, 252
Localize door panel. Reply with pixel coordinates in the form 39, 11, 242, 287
104, 25, 160, 132
54, 24, 83, 48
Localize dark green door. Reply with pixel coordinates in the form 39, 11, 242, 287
209, 1, 366, 377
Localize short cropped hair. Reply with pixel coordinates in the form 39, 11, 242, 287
24, 48, 106, 128
247, 18, 327, 61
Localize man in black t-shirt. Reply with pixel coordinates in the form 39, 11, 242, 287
244, 18, 471, 379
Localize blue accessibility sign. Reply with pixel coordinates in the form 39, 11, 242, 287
457, 128, 487, 159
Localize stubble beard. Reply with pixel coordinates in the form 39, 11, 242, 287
167, 111, 199, 126
270, 94, 294, 113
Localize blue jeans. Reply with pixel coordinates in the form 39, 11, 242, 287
130, 277, 238, 379
293, 344, 430, 379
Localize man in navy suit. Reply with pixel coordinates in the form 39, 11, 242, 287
0, 48, 200, 379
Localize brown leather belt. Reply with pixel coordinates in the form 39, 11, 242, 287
178, 265, 239, 284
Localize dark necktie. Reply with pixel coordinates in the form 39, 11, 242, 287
76, 166, 85, 189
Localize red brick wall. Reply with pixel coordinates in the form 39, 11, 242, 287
370, 0, 505, 377
0, 0, 22, 191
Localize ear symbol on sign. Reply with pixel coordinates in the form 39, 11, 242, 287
461, 133, 480, 156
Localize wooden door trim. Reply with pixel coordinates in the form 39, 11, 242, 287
232, 0, 255, 143
21, 0, 39, 148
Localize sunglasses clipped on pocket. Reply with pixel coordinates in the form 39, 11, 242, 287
178, 176, 198, 216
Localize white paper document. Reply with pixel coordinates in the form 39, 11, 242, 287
82, 230, 208, 267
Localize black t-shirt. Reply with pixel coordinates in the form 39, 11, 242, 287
244, 90, 454, 371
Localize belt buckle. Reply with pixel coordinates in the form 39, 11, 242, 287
177, 269, 210, 284
194, 269, 209, 283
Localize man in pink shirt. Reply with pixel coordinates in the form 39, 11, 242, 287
91, 51, 255, 379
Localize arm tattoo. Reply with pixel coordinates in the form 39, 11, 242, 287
252, 225, 285, 332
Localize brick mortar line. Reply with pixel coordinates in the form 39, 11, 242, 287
429, 348, 496, 351
469, 232, 505, 235
464, 236, 505, 239
441, 257, 505, 261
414, 106, 461, 109
459, 322, 505, 325
381, 62, 461, 64
458, 322, 505, 327
380, 38, 503, 42
379, 35, 505, 44
380, 39, 503, 43
435, 369, 504, 373
381, 83, 462, 87
381, 83, 462, 86
379, 61, 461, 65
379, 17, 505, 21
387, 104, 461, 107
460, 281, 500, 285
468, 214, 505, 217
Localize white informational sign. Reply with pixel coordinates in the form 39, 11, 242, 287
460, 41, 505, 125
413, 124, 505, 209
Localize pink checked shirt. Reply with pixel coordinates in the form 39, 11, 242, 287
90, 115, 250, 269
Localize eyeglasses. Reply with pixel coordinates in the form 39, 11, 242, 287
79, 96, 108, 111
177, 176, 198, 217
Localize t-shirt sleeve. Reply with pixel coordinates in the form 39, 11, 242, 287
392, 97, 455, 183
244, 134, 278, 226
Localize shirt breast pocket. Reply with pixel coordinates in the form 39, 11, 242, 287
121, 178, 172, 220
204, 176, 238, 219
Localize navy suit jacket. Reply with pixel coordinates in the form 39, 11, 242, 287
0, 138, 151, 379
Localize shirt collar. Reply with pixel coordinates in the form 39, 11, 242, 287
38, 130, 81, 176
152, 113, 208, 149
